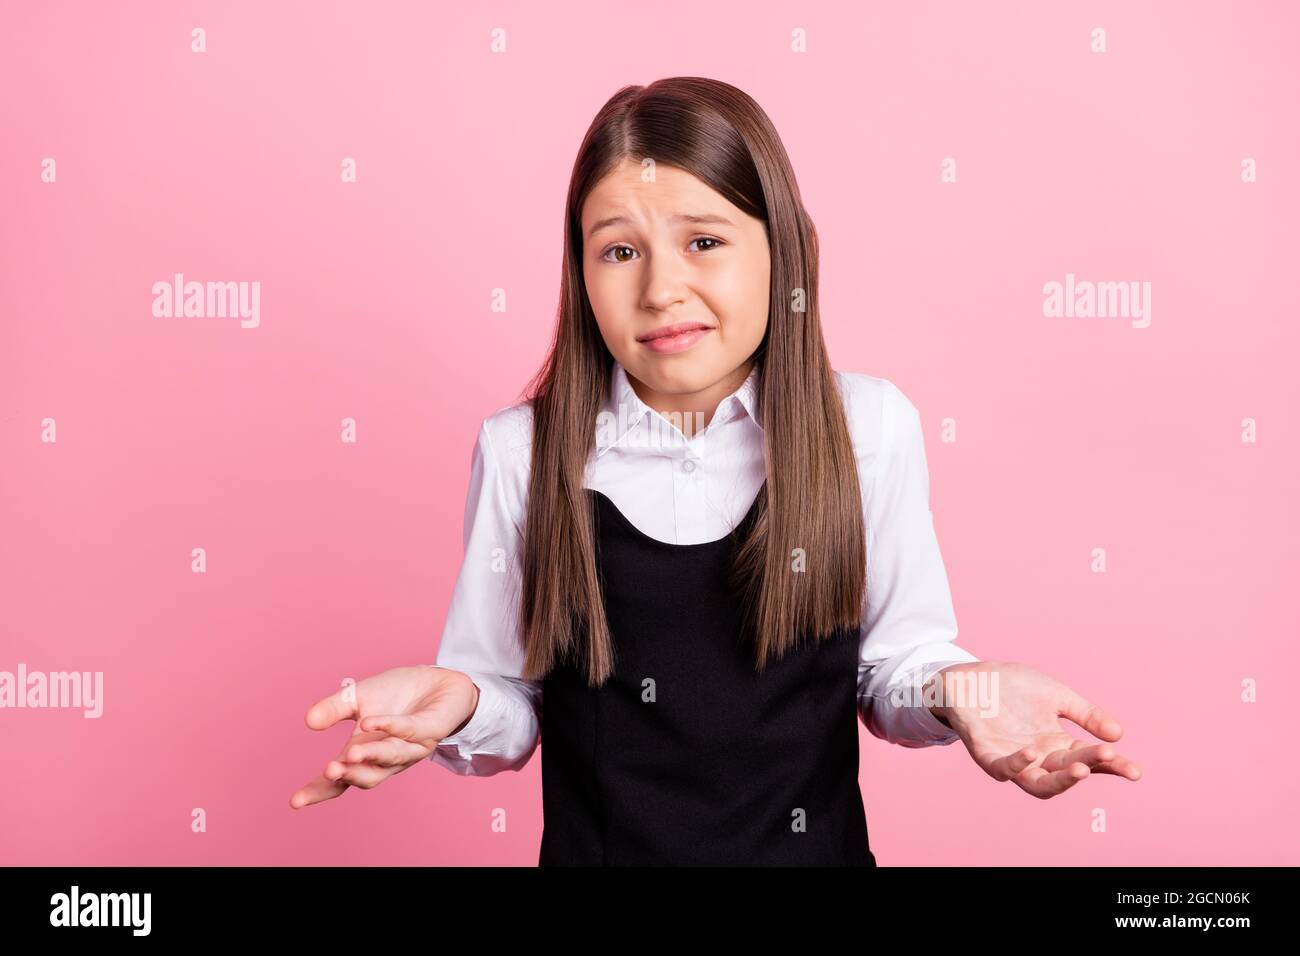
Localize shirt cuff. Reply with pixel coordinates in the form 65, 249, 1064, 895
889, 660, 976, 746
429, 667, 505, 761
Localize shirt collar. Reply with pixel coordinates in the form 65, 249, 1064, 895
595, 359, 762, 457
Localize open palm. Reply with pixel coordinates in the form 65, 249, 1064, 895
930, 660, 1143, 799
289, 665, 477, 809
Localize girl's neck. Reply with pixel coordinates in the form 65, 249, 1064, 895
625, 358, 755, 437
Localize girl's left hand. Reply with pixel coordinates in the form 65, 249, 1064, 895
925, 660, 1143, 799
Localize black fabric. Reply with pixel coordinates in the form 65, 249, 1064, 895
538, 483, 875, 866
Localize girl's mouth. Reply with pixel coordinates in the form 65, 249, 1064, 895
636, 322, 714, 354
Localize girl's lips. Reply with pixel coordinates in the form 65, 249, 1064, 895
638, 327, 713, 354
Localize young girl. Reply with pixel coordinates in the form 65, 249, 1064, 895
290, 76, 1142, 865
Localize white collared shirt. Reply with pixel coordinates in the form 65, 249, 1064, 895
429, 361, 979, 776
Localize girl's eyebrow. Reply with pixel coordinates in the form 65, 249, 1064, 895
586, 213, 736, 239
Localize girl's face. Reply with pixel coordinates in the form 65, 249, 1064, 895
581, 158, 771, 419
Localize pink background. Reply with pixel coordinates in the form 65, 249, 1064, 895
2, 1, 1296, 865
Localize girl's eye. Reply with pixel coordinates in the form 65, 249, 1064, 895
603, 245, 637, 263
600, 237, 725, 263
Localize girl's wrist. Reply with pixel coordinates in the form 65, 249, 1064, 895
924, 664, 972, 729
449, 677, 480, 737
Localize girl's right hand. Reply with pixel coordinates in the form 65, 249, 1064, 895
289, 665, 479, 809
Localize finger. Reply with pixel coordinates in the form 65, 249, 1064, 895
1088, 753, 1143, 781
1014, 762, 1090, 799
326, 758, 397, 790
1041, 743, 1142, 781
344, 737, 430, 768
290, 774, 350, 809
1059, 689, 1123, 742
305, 685, 359, 731
1041, 742, 1116, 773
322, 729, 390, 779
985, 746, 1040, 782
358, 713, 425, 742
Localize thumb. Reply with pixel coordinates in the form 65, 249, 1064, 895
1059, 686, 1123, 741
305, 685, 358, 731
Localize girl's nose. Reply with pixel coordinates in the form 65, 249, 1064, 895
640, 250, 691, 309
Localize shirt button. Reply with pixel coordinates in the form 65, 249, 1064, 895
682, 459, 697, 474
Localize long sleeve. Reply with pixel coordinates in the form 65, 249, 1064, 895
427, 417, 543, 776
856, 379, 979, 748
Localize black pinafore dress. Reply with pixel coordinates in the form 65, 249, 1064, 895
538, 483, 875, 866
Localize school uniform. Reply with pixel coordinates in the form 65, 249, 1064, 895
430, 361, 978, 865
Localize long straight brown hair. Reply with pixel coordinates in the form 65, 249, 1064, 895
518, 76, 865, 686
